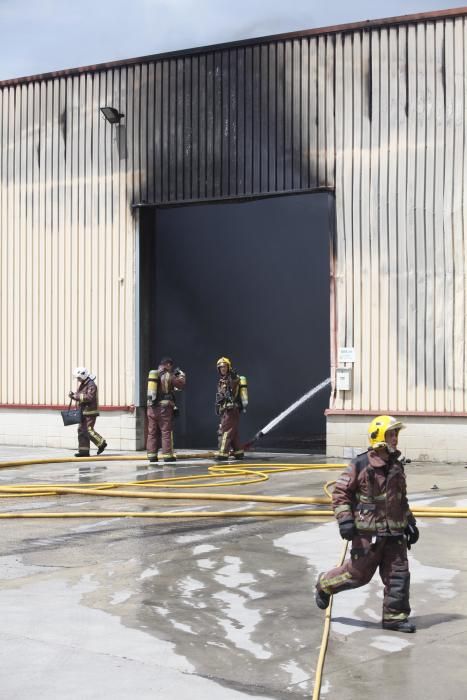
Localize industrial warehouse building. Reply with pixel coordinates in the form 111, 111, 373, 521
1, 7, 467, 460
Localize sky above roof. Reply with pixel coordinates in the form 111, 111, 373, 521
0, 0, 465, 80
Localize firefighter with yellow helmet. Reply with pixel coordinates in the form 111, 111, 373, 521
315, 415, 419, 633
215, 357, 248, 461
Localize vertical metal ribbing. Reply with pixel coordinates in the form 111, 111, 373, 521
0, 16, 466, 414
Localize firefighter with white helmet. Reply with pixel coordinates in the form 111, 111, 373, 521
69, 368, 107, 457
315, 415, 419, 633
215, 357, 248, 461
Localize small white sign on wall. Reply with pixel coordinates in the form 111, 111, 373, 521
338, 346, 355, 363
336, 367, 352, 391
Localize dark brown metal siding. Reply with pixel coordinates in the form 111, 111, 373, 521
140, 37, 336, 203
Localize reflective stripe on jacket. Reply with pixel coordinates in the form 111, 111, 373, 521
216, 372, 242, 412
77, 377, 99, 417
332, 449, 414, 535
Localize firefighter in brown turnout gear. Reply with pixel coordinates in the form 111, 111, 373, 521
146, 357, 186, 463
315, 415, 419, 633
69, 367, 107, 457
215, 357, 248, 461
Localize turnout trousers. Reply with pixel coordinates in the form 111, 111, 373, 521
218, 407, 242, 456
147, 405, 175, 459
317, 534, 411, 623
78, 416, 105, 451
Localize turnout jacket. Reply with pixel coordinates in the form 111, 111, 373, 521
147, 368, 186, 407
332, 449, 415, 536
216, 373, 240, 413
73, 377, 99, 417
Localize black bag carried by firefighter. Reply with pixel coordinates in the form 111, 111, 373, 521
61, 400, 82, 426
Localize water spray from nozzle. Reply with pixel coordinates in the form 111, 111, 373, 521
244, 377, 331, 450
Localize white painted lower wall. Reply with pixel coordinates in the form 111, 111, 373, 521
0, 408, 146, 452
326, 414, 467, 462
3, 409, 464, 462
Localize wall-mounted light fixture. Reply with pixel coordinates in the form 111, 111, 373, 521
100, 106, 124, 124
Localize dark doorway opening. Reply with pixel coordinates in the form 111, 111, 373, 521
139, 192, 332, 451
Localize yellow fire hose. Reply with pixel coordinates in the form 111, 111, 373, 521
1, 454, 466, 700
0, 461, 346, 516
0, 510, 334, 519
0, 453, 218, 469
312, 540, 349, 700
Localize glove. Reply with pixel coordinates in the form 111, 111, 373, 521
405, 522, 419, 549
68, 391, 76, 400
338, 520, 356, 541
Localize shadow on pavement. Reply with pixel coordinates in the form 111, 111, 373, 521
411, 613, 467, 629
331, 612, 466, 630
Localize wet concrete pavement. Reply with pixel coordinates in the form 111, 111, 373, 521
0, 446, 466, 699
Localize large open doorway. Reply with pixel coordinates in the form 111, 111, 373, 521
139, 192, 333, 451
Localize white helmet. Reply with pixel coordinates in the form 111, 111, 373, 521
73, 367, 90, 381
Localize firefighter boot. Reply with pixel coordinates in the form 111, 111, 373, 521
147, 454, 158, 463
315, 574, 331, 610
382, 619, 416, 633
74, 450, 90, 458
215, 453, 229, 462
233, 450, 244, 460
97, 440, 107, 456
163, 455, 177, 463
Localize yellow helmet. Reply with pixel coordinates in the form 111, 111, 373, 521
217, 356, 232, 371
368, 415, 405, 449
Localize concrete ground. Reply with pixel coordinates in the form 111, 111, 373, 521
0, 445, 466, 700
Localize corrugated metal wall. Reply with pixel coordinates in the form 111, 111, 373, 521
0, 71, 136, 406
136, 38, 335, 201
0, 35, 336, 407
332, 16, 467, 413
1, 13, 466, 411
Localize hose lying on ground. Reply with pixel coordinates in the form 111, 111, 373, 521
0, 459, 465, 519
1, 454, 465, 700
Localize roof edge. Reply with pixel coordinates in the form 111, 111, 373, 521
1, 6, 467, 87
